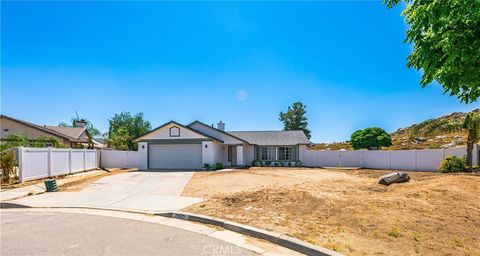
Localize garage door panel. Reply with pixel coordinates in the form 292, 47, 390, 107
149, 144, 201, 169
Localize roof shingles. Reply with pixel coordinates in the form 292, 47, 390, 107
226, 130, 309, 145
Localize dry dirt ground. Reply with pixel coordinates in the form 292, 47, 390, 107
182, 167, 480, 256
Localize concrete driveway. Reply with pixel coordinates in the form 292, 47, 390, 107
83, 171, 194, 195
10, 171, 203, 212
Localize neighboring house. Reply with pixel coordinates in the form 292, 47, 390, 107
134, 120, 310, 170
0, 115, 101, 148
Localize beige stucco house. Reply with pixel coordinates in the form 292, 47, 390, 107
134, 120, 310, 170
0, 115, 94, 148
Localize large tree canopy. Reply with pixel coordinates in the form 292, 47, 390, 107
279, 102, 311, 139
106, 112, 151, 150
386, 0, 480, 103
350, 127, 393, 150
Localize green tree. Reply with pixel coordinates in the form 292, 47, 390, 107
385, 0, 480, 103
462, 111, 480, 172
106, 112, 151, 150
59, 112, 102, 138
350, 127, 393, 150
106, 127, 132, 151
279, 102, 311, 139
3, 133, 29, 148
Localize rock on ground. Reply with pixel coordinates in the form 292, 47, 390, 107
378, 172, 410, 186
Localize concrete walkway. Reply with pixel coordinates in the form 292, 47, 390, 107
9, 171, 203, 212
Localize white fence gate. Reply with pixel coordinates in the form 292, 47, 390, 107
18, 147, 99, 182
301, 146, 478, 171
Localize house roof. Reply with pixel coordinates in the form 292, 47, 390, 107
45, 126, 89, 142
187, 121, 250, 144
134, 121, 224, 143
226, 130, 310, 146
0, 115, 83, 142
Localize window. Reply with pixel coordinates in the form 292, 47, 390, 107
260, 147, 276, 161
228, 146, 232, 162
169, 126, 180, 137
278, 147, 293, 161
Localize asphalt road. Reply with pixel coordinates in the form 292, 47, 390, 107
1, 211, 258, 256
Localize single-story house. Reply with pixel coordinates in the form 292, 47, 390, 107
134, 120, 310, 170
0, 115, 103, 148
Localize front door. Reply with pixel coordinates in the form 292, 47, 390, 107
228, 146, 237, 166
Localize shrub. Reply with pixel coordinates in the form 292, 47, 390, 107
1, 149, 18, 183
388, 226, 401, 238
213, 162, 223, 170
32, 136, 64, 148
250, 160, 257, 166
202, 163, 211, 171
438, 156, 467, 173
472, 165, 480, 172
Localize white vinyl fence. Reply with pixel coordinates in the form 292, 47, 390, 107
302, 146, 478, 171
18, 147, 99, 182
16, 147, 140, 182
100, 149, 139, 169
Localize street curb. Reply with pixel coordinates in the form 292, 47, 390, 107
158, 211, 342, 256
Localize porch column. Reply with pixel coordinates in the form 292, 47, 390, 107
236, 145, 244, 166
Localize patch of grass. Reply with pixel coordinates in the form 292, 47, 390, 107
388, 227, 401, 238
451, 237, 464, 248
413, 232, 420, 242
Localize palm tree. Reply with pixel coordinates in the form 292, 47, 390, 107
462, 112, 480, 172
59, 111, 101, 138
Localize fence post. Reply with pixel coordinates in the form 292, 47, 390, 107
18, 147, 24, 182
414, 150, 418, 171
339, 151, 342, 168
360, 150, 364, 168
47, 147, 52, 177
95, 149, 102, 168
99, 149, 103, 169
389, 151, 392, 170
83, 148, 86, 171
69, 148, 72, 174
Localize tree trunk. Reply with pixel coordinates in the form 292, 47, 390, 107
466, 134, 474, 172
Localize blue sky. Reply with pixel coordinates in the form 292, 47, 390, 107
1, 1, 477, 142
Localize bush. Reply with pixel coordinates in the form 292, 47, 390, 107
472, 165, 479, 172
213, 162, 223, 170
202, 163, 211, 171
1, 149, 18, 183
438, 156, 467, 173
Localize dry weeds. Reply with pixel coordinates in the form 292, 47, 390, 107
183, 167, 480, 255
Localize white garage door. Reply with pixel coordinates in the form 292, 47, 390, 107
149, 144, 202, 169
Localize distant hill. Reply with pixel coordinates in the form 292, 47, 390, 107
310, 109, 479, 150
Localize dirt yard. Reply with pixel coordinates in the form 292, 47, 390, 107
182, 167, 480, 256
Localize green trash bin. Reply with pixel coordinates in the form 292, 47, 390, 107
44, 179, 57, 192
